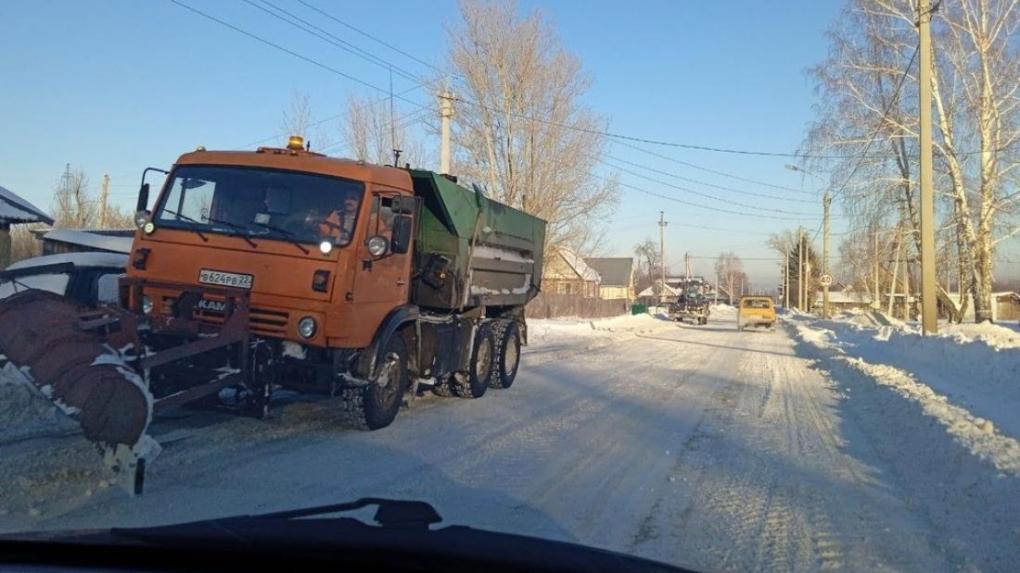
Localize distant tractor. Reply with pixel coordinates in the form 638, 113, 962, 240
667, 278, 711, 325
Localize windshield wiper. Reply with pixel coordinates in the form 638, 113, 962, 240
160, 209, 208, 242
163, 209, 257, 248
252, 221, 310, 254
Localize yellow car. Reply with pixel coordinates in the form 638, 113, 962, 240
738, 296, 776, 331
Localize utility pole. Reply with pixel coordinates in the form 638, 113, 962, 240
99, 174, 110, 228
798, 227, 804, 311
784, 242, 790, 309
439, 89, 454, 174
918, 0, 938, 333
873, 230, 880, 309
888, 228, 902, 316
822, 191, 831, 318
658, 211, 668, 302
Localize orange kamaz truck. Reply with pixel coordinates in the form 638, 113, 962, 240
0, 137, 546, 473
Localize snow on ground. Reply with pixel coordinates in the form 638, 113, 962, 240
789, 320, 1020, 475
795, 311, 1020, 439
1, 310, 1018, 571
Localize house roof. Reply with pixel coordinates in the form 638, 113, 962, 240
557, 249, 600, 282
584, 257, 632, 287
637, 283, 679, 297
814, 290, 874, 304
42, 229, 134, 254
0, 185, 53, 225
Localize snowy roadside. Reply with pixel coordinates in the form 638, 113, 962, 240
788, 315, 1020, 476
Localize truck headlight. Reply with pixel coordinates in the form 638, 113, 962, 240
142, 295, 153, 314
367, 235, 388, 257
297, 316, 317, 339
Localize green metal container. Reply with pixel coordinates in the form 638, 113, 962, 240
409, 171, 546, 311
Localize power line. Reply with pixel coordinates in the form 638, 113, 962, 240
294, 0, 452, 77
245, 0, 423, 84
610, 139, 818, 195
596, 173, 822, 222
603, 154, 819, 204
601, 159, 824, 217
166, 0, 428, 109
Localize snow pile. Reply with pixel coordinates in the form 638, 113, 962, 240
528, 313, 663, 344
791, 321, 1020, 476
0, 359, 78, 443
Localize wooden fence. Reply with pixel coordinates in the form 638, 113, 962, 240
525, 292, 630, 319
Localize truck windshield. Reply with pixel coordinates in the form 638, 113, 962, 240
154, 165, 363, 247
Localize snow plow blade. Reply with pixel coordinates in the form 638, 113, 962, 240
0, 289, 150, 446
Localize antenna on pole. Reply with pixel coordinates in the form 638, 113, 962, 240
389, 66, 401, 167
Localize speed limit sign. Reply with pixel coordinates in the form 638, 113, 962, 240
819, 274, 833, 287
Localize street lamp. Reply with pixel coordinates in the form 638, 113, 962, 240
785, 164, 831, 318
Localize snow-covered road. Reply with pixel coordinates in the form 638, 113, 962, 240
2, 309, 1018, 571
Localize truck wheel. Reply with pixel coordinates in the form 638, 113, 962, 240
491, 321, 521, 389
454, 323, 494, 398
340, 335, 408, 430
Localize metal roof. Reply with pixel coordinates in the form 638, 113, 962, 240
584, 257, 633, 287
0, 185, 53, 225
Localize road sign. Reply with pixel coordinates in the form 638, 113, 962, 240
819, 274, 833, 287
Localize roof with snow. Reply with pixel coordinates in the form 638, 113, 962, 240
814, 290, 874, 304
0, 185, 53, 225
42, 229, 134, 254
584, 257, 632, 287
7, 251, 128, 271
638, 283, 679, 298
557, 249, 601, 282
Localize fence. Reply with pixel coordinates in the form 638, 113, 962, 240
525, 292, 629, 319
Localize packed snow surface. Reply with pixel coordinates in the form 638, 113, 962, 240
1, 310, 1017, 571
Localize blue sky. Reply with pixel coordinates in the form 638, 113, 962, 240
2, 0, 1015, 286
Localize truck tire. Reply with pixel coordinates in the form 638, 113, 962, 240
454, 322, 494, 399
491, 321, 521, 389
340, 334, 408, 430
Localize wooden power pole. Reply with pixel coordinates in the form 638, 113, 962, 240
658, 211, 668, 301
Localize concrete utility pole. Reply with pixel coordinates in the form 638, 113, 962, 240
918, 0, 938, 333
798, 227, 804, 311
439, 89, 454, 174
873, 230, 880, 309
822, 192, 831, 318
658, 211, 668, 301
99, 174, 110, 228
784, 242, 790, 309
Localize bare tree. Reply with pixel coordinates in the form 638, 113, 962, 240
445, 0, 617, 254
714, 252, 745, 305
341, 93, 425, 167
633, 239, 663, 293
804, 0, 1020, 322
52, 167, 94, 228
280, 91, 314, 141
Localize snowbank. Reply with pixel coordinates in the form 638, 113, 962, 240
528, 313, 665, 346
790, 319, 1020, 475
0, 360, 78, 443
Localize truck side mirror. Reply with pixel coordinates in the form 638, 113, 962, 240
392, 195, 417, 215
391, 215, 413, 254
136, 183, 150, 213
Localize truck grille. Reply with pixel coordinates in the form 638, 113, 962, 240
192, 305, 290, 337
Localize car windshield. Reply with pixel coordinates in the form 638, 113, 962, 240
5, 2, 1020, 572
154, 165, 363, 246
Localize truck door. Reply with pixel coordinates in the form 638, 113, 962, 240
351, 192, 414, 327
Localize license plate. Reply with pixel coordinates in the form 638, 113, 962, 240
198, 269, 253, 289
